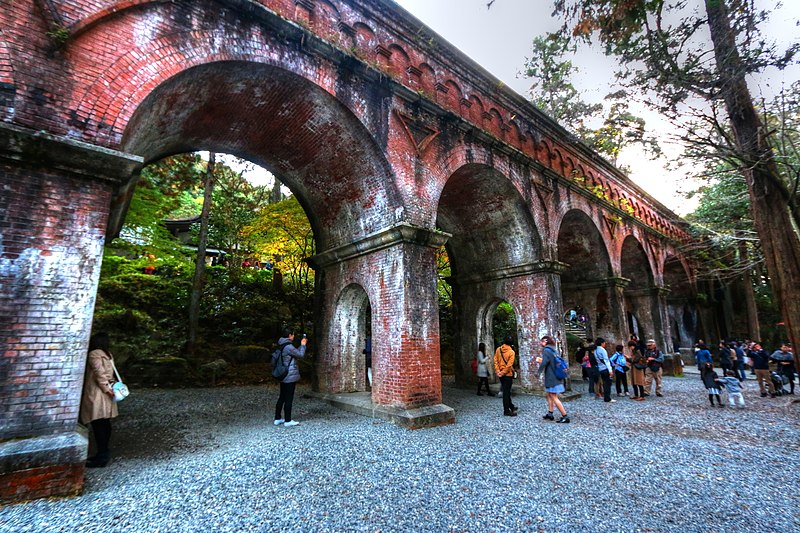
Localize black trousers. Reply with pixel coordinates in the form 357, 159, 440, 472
601, 370, 613, 402
588, 367, 599, 396
614, 369, 629, 394
477, 376, 491, 395
275, 382, 297, 422
500, 376, 515, 413
90, 418, 112, 459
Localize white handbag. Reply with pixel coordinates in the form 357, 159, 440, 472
111, 361, 130, 402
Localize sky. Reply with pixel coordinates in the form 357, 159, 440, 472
392, 0, 800, 215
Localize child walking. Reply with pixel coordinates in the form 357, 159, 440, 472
611, 344, 629, 397
701, 362, 724, 407
719, 369, 746, 408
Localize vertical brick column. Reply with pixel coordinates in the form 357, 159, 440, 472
0, 124, 142, 503
598, 277, 631, 344
310, 223, 455, 427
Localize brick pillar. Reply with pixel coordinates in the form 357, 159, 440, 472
0, 123, 142, 503
449, 261, 567, 393
624, 285, 669, 349
309, 223, 455, 428
599, 277, 631, 344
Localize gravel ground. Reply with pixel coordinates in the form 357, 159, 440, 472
2, 376, 798, 532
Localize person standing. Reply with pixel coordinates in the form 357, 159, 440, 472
695, 342, 712, 372
594, 338, 615, 403
476, 342, 491, 396
611, 344, 630, 397
717, 340, 733, 375
644, 339, 665, 397
494, 336, 518, 416
363, 336, 372, 388
274, 327, 308, 427
749, 342, 775, 398
734, 341, 747, 381
628, 339, 647, 401
770, 343, 795, 395
536, 336, 570, 423
80, 332, 119, 468
701, 362, 724, 407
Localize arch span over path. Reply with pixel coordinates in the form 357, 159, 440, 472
1, 0, 720, 503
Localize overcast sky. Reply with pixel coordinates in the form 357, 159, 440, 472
392, 0, 800, 215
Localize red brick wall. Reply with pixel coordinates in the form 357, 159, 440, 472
0, 160, 112, 439
0, 463, 84, 503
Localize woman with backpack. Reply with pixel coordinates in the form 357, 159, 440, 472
273, 327, 307, 427
536, 335, 570, 423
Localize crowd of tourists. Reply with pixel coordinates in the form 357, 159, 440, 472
472, 333, 796, 422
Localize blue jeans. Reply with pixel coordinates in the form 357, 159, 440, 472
736, 360, 746, 382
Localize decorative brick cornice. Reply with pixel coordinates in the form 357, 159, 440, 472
308, 223, 451, 269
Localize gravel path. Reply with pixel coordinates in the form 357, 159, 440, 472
2, 376, 798, 532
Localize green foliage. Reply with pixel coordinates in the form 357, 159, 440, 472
522, 35, 659, 167
246, 196, 315, 298
207, 160, 272, 263
523, 34, 602, 135
492, 301, 517, 347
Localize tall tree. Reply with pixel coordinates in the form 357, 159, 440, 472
522, 35, 660, 168
523, 33, 602, 134
549, 0, 800, 364
187, 152, 216, 356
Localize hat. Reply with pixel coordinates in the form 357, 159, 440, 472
646, 339, 656, 344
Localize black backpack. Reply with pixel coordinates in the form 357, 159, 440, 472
588, 347, 599, 368
271, 342, 293, 381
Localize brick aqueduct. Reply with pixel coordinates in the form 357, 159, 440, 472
0, 0, 712, 501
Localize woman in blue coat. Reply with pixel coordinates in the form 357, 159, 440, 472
536, 335, 570, 423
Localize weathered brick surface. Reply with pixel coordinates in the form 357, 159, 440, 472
0, 463, 84, 503
0, 0, 715, 502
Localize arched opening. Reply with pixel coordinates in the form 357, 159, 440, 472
621, 236, 657, 343
435, 163, 539, 388
664, 255, 696, 354
114, 60, 399, 397
331, 284, 372, 393
557, 210, 612, 348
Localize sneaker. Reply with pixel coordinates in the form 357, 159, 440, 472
556, 416, 570, 423
656, 393, 663, 397
273, 419, 285, 426
503, 411, 517, 417
760, 393, 768, 397
283, 420, 300, 427
477, 393, 483, 396
543, 413, 555, 420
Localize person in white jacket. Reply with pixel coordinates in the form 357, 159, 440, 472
476, 342, 490, 395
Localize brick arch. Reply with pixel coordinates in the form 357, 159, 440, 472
327, 283, 372, 394
121, 60, 402, 251
663, 254, 694, 297
417, 62, 435, 94
434, 158, 543, 275
619, 234, 655, 289
387, 43, 410, 79
314, 0, 341, 37
353, 21, 376, 51
74, 24, 355, 145
556, 208, 613, 283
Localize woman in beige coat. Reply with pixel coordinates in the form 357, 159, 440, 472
80, 332, 118, 467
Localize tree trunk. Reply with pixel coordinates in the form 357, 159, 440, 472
736, 231, 760, 341
187, 152, 216, 356
706, 0, 800, 370
271, 176, 282, 204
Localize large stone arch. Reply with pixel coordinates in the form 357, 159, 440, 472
436, 162, 554, 389
663, 254, 697, 353
620, 235, 665, 347
556, 209, 618, 342
121, 60, 400, 251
